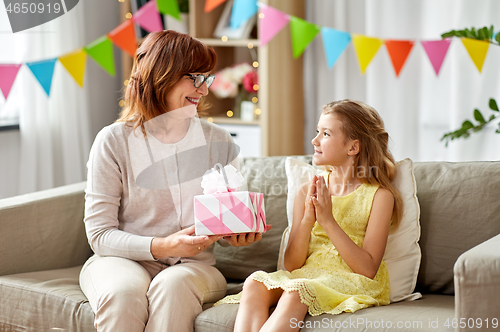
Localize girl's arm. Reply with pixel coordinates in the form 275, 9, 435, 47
284, 176, 318, 271
312, 176, 394, 279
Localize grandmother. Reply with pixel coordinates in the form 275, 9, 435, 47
79, 30, 262, 332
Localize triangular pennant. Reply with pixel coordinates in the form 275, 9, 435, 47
59, 49, 87, 87
461, 38, 490, 72
321, 27, 351, 68
26, 59, 57, 96
421, 39, 452, 76
258, 4, 290, 46
157, 0, 180, 20
351, 34, 383, 74
132, 0, 163, 33
230, 0, 258, 30
108, 19, 137, 58
384, 40, 415, 77
289, 16, 320, 59
205, 0, 227, 13
0, 64, 22, 99
84, 36, 116, 77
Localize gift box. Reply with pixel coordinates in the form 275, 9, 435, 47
194, 163, 267, 236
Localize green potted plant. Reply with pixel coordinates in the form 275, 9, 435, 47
440, 26, 500, 146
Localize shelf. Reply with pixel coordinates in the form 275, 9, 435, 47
122, 0, 305, 156
205, 117, 260, 126
198, 38, 259, 47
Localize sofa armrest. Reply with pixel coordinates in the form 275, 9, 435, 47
454, 233, 500, 330
0, 181, 91, 276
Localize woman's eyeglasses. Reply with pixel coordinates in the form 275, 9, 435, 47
184, 74, 215, 89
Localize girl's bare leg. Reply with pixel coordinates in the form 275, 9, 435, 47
260, 291, 309, 332
234, 278, 283, 332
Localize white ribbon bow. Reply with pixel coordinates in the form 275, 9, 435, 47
201, 164, 245, 195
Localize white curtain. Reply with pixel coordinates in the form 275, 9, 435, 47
0, 1, 120, 198
304, 0, 500, 162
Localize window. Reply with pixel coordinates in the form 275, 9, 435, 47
0, 6, 20, 131
0, 96, 20, 131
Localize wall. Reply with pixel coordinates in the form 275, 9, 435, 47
0, 0, 122, 199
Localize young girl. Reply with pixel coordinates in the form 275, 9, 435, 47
215, 99, 403, 331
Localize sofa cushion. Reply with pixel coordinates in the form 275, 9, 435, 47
0, 265, 95, 331
214, 156, 312, 280
195, 294, 454, 332
0, 181, 92, 276
414, 161, 500, 295
278, 157, 422, 303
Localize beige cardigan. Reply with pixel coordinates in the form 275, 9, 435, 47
84, 117, 238, 266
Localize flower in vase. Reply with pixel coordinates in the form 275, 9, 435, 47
230, 62, 254, 84
242, 71, 258, 93
210, 63, 255, 99
209, 79, 239, 98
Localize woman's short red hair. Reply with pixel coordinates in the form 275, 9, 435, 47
117, 30, 217, 129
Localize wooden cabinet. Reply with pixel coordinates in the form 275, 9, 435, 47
121, 0, 305, 156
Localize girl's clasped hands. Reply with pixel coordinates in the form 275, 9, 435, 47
304, 175, 335, 229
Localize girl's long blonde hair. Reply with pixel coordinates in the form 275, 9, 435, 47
323, 99, 403, 229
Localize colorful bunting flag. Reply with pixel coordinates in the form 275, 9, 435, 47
0, 64, 22, 99
26, 59, 57, 96
84, 36, 116, 77
2, 2, 500, 105
461, 38, 490, 72
421, 39, 452, 76
59, 49, 87, 87
352, 34, 384, 74
205, 0, 227, 13
290, 16, 320, 59
157, 0, 180, 20
385, 40, 415, 77
321, 27, 351, 68
108, 20, 138, 58
230, 0, 258, 30
132, 0, 163, 33
258, 4, 290, 46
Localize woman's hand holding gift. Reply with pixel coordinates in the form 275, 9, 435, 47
222, 223, 272, 247
151, 226, 222, 259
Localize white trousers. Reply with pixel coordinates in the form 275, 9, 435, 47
79, 255, 227, 332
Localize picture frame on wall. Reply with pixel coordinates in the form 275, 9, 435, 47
213, 0, 257, 40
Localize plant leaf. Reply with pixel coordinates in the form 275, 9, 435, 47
465, 29, 476, 39
484, 27, 491, 39
441, 30, 456, 39
489, 98, 499, 112
472, 124, 484, 132
473, 109, 486, 123
462, 120, 474, 130
489, 25, 494, 40
478, 28, 486, 40
496, 32, 500, 44
483, 27, 491, 40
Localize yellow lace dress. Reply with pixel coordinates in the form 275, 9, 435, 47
215, 180, 390, 316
